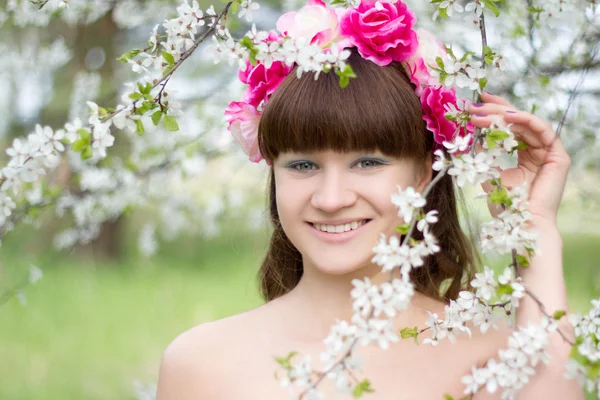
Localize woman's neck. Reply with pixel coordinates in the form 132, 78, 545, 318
272, 262, 437, 344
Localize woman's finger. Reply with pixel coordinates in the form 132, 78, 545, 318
481, 91, 514, 108
468, 103, 513, 116
502, 111, 561, 149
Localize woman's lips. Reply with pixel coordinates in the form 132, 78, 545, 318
307, 219, 372, 244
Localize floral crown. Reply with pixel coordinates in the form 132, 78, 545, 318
225, 0, 472, 163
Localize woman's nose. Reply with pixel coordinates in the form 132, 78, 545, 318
310, 170, 357, 213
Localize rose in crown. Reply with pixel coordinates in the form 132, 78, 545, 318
225, 0, 472, 163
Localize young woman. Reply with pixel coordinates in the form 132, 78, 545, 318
155, 49, 581, 399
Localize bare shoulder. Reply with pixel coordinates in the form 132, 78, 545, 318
156, 306, 268, 400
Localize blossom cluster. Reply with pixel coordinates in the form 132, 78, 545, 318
462, 319, 554, 398
566, 299, 600, 392
0, 0, 229, 238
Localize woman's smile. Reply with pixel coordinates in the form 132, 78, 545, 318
307, 219, 373, 244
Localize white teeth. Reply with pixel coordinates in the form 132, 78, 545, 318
313, 220, 367, 233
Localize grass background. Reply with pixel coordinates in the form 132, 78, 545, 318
0, 215, 599, 399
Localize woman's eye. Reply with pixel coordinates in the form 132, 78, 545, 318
290, 161, 316, 171
356, 159, 384, 168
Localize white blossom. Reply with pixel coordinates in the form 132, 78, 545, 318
390, 186, 426, 223
238, 0, 260, 22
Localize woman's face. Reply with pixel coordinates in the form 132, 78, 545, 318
273, 150, 431, 276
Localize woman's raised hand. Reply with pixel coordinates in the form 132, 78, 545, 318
468, 91, 571, 227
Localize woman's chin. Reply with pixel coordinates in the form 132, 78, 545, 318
306, 260, 381, 278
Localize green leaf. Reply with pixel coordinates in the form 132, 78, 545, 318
511, 24, 527, 38
129, 92, 143, 101
497, 283, 514, 296
515, 254, 530, 267
81, 146, 93, 160
274, 351, 297, 370
479, 77, 488, 90
142, 100, 157, 111
396, 224, 410, 235
488, 129, 510, 141
483, 0, 501, 17
162, 51, 175, 66
352, 379, 374, 398
137, 82, 153, 95
163, 65, 175, 77
437, 6, 448, 19
135, 119, 145, 135
71, 139, 87, 152
553, 310, 566, 320
489, 185, 512, 207
539, 75, 551, 87
436, 56, 445, 70
509, 140, 529, 155
117, 49, 142, 63
336, 65, 357, 89
399, 326, 419, 340
151, 110, 163, 126
443, 395, 455, 400
239, 36, 255, 50
163, 115, 180, 132
76, 128, 91, 142
459, 51, 475, 63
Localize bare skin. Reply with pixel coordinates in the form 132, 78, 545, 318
156, 289, 511, 400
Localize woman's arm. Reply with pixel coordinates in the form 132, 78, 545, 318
515, 219, 582, 399
469, 92, 584, 399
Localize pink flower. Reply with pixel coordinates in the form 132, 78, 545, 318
225, 101, 262, 163
421, 86, 464, 146
405, 29, 446, 95
340, 0, 418, 66
238, 60, 292, 108
276, 0, 349, 49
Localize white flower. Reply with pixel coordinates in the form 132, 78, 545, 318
432, 149, 448, 171
64, 118, 83, 143
354, 316, 398, 349
322, 320, 357, 363
112, 106, 138, 133
91, 126, 115, 159
238, 0, 260, 22
417, 210, 439, 232
438, 0, 464, 17
443, 134, 471, 154
19, 159, 46, 183
448, 152, 498, 187
0, 194, 16, 224
391, 186, 426, 223
471, 266, 497, 301
6, 137, 31, 167
461, 65, 487, 92
465, 1, 484, 16
247, 23, 268, 43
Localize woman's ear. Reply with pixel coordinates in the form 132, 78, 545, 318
416, 153, 433, 194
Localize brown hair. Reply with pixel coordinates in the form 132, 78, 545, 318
256, 50, 478, 303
